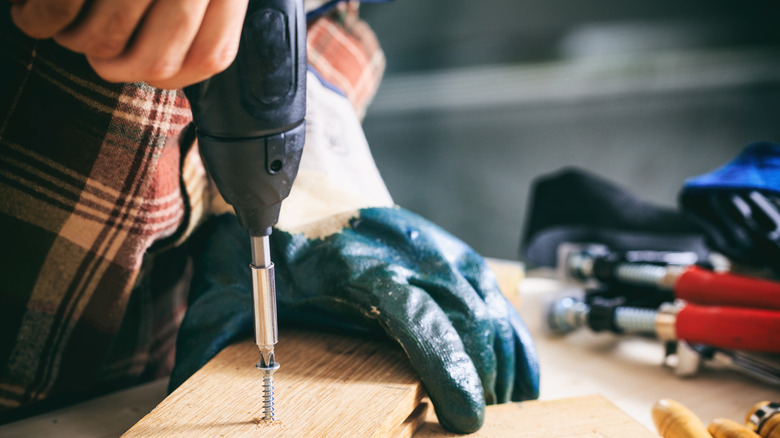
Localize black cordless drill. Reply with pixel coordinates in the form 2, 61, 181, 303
182, 0, 306, 410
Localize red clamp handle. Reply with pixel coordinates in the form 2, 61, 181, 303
676, 265, 780, 310
676, 303, 780, 353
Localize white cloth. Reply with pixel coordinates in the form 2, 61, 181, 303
276, 71, 394, 238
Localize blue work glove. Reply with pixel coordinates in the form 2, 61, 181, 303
171, 208, 539, 433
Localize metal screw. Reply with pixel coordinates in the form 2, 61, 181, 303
566, 249, 687, 290
256, 360, 280, 421
546, 296, 660, 336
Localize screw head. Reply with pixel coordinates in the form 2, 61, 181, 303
256, 361, 280, 374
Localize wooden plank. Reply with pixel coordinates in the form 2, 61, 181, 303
123, 329, 425, 438
415, 395, 658, 437
121, 260, 661, 437
122, 259, 520, 438
485, 257, 524, 303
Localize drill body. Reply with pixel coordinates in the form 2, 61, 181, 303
183, 0, 307, 370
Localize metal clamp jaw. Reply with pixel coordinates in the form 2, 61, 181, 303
663, 340, 780, 387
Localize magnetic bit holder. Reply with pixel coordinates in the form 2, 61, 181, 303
251, 235, 280, 421
250, 235, 278, 364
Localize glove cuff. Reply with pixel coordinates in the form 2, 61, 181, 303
276, 71, 394, 237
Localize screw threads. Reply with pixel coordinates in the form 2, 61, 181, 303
615, 263, 666, 287
614, 306, 658, 334
261, 374, 275, 420
256, 360, 280, 422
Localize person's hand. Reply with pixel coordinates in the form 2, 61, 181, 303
9, 0, 248, 89
171, 209, 540, 434
171, 70, 539, 434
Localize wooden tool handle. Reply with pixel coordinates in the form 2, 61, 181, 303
759, 417, 780, 438
652, 399, 713, 438
747, 401, 780, 438
708, 418, 760, 438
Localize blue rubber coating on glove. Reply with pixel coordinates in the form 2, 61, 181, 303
171, 207, 539, 434
682, 141, 780, 194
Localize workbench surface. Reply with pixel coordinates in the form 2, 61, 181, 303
1, 259, 777, 436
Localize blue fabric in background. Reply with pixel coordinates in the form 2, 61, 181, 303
683, 141, 780, 194
679, 140, 780, 273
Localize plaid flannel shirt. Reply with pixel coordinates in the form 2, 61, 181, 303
0, 1, 384, 415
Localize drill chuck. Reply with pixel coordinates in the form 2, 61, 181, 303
196, 126, 305, 236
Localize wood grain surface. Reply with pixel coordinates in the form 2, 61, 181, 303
123, 329, 425, 438
416, 395, 657, 437
122, 259, 525, 438
121, 259, 663, 437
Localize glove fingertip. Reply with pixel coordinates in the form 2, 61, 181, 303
377, 286, 487, 434
418, 340, 485, 433
397, 327, 487, 434
430, 393, 485, 434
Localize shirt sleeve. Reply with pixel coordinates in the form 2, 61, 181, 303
0, 1, 388, 414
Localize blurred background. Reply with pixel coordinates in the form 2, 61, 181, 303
358, 0, 780, 260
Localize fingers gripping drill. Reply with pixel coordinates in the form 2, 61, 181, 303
182, 0, 307, 420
